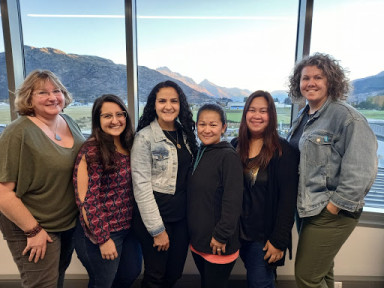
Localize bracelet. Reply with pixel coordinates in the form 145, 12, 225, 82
24, 223, 42, 238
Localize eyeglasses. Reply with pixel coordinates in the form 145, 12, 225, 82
100, 111, 127, 120
34, 89, 63, 98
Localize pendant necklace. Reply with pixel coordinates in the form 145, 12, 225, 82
164, 130, 181, 149
35, 116, 62, 141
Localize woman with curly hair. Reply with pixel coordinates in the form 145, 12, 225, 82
131, 80, 198, 287
287, 53, 377, 288
73, 94, 142, 287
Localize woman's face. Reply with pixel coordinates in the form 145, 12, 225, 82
155, 87, 180, 129
246, 97, 269, 138
300, 65, 329, 111
31, 79, 65, 118
197, 110, 226, 146
99, 102, 127, 139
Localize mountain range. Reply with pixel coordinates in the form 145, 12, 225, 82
0, 46, 383, 104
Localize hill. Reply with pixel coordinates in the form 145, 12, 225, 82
0, 46, 215, 104
0, 46, 383, 104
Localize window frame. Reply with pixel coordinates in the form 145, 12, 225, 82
1, 0, 382, 228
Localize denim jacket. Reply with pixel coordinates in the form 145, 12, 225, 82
131, 118, 192, 236
287, 98, 378, 218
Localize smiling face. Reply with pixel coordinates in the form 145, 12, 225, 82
31, 79, 65, 118
155, 87, 180, 130
99, 101, 127, 140
197, 110, 226, 146
245, 96, 269, 138
300, 65, 329, 112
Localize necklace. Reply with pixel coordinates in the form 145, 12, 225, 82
34, 116, 62, 141
164, 130, 181, 149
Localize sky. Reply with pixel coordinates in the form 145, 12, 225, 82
1, 0, 383, 92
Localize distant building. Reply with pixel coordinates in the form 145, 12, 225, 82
228, 102, 245, 110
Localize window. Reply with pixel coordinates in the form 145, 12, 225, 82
311, 0, 384, 215
136, 0, 298, 139
18, 0, 126, 133
0, 17, 11, 128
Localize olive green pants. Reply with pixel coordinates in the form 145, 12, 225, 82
295, 207, 358, 288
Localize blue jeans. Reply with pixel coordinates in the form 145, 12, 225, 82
74, 221, 142, 288
240, 240, 276, 288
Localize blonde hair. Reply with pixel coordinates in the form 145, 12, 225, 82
15, 70, 72, 116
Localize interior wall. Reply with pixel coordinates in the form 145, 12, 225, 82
1, 226, 383, 278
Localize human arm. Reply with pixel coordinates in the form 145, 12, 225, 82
263, 240, 284, 263
210, 237, 226, 255
0, 182, 53, 263
74, 148, 115, 255
330, 118, 378, 212
153, 231, 170, 251
268, 141, 299, 252
326, 202, 341, 215
131, 133, 169, 249
212, 150, 243, 247
99, 239, 118, 260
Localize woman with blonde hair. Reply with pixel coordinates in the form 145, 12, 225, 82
0, 70, 84, 288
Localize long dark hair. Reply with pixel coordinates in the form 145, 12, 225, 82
237, 90, 281, 170
87, 94, 134, 172
137, 80, 198, 156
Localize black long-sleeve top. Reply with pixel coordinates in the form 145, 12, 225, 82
232, 137, 299, 265
187, 141, 243, 255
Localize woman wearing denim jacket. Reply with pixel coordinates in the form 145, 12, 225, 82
131, 80, 198, 288
287, 53, 378, 288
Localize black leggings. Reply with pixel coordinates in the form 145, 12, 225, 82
191, 251, 236, 288
133, 215, 189, 288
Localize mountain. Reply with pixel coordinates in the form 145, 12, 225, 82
0, 46, 383, 104
156, 67, 214, 97
0, 46, 215, 104
199, 79, 251, 102
156, 67, 252, 101
350, 71, 384, 103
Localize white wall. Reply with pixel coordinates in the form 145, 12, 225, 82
1, 225, 383, 278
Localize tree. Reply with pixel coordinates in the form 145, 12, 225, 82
284, 97, 292, 105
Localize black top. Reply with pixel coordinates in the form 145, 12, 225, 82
188, 141, 243, 255
154, 129, 192, 222
289, 106, 310, 150
241, 165, 268, 241
231, 137, 299, 266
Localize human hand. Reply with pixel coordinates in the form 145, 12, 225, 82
210, 237, 226, 255
22, 229, 53, 263
263, 240, 284, 263
326, 202, 340, 215
153, 231, 169, 251
99, 238, 118, 260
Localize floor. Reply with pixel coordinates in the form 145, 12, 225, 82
0, 277, 383, 288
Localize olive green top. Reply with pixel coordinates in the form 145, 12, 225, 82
0, 115, 85, 232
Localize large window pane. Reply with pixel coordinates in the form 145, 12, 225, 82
19, 0, 125, 133
136, 0, 298, 139
311, 0, 384, 213
0, 17, 11, 128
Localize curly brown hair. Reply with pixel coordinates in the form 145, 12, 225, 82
288, 53, 351, 102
